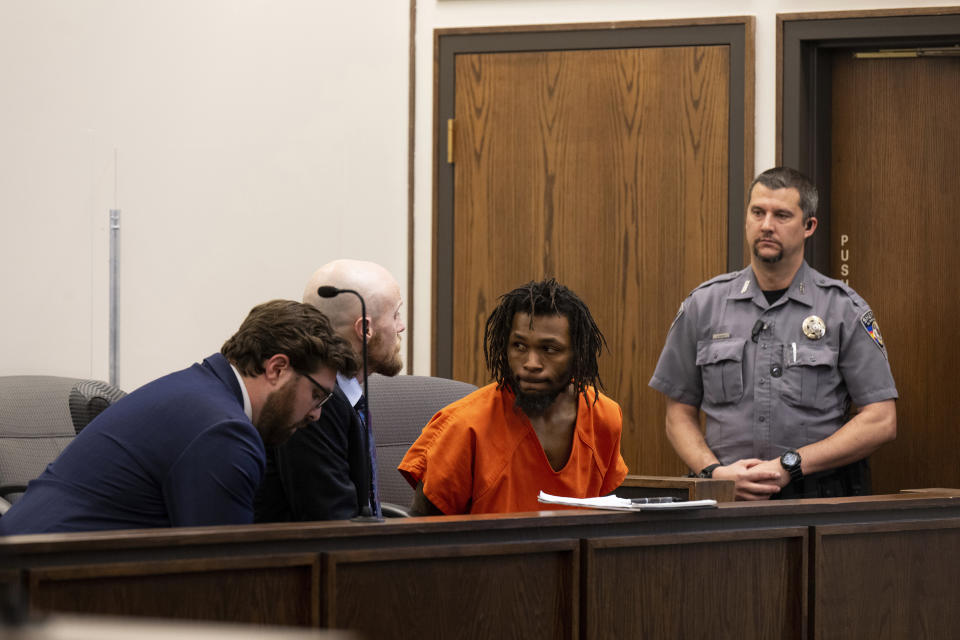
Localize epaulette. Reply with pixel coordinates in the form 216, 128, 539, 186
670, 268, 746, 332
688, 269, 744, 297
810, 272, 868, 311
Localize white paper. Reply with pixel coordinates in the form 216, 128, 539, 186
537, 491, 717, 511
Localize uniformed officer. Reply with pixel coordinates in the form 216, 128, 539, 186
649, 167, 897, 500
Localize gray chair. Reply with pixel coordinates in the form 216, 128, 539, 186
0, 375, 126, 513
368, 373, 478, 516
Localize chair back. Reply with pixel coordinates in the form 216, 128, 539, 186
0, 375, 126, 510
368, 374, 478, 512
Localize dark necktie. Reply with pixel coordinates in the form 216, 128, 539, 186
354, 395, 381, 517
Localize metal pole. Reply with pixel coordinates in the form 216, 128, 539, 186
109, 208, 120, 386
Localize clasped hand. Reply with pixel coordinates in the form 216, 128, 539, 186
713, 458, 788, 501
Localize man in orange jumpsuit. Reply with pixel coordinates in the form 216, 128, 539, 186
399, 278, 628, 515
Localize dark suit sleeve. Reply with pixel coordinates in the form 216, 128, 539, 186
165, 420, 264, 527
256, 390, 366, 521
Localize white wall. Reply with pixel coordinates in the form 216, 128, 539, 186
409, 0, 956, 375
0, 0, 409, 391
1, 1, 953, 389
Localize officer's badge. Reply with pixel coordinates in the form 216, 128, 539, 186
801, 315, 826, 340
860, 310, 886, 352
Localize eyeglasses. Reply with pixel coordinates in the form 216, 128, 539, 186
301, 373, 334, 409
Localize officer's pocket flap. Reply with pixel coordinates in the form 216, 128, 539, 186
786, 344, 838, 369
696, 338, 746, 366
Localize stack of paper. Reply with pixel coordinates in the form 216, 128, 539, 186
537, 491, 717, 511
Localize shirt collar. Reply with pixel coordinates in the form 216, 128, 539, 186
229, 363, 253, 421
783, 260, 814, 307
729, 266, 758, 301
337, 371, 363, 406
729, 262, 813, 308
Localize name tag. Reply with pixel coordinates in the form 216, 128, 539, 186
711, 332, 730, 340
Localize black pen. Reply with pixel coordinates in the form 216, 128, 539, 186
630, 497, 681, 504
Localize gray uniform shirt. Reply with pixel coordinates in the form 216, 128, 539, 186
649, 261, 897, 465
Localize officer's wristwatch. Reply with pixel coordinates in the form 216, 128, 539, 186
780, 449, 804, 483
698, 463, 721, 478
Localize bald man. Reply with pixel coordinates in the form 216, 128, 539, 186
255, 260, 405, 521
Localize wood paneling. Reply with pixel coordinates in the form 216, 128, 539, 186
582, 529, 807, 639
28, 555, 319, 626
830, 53, 960, 493
813, 519, 960, 639
452, 46, 729, 477
618, 474, 735, 502
322, 540, 578, 639
4, 494, 960, 635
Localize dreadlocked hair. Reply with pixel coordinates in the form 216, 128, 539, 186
483, 278, 608, 404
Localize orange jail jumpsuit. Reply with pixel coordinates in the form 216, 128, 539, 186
398, 383, 628, 514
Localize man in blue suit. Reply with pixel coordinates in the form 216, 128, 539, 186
0, 300, 358, 534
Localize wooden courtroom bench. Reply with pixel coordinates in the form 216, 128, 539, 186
1, 490, 958, 639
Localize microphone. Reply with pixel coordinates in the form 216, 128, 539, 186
316, 285, 381, 522
751, 319, 765, 343
315, 285, 341, 299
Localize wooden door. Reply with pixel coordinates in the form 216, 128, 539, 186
450, 45, 731, 476
830, 52, 960, 492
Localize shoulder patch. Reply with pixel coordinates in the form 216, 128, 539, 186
860, 310, 887, 356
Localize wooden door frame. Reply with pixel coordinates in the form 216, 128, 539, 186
432, 18, 755, 377
777, 7, 960, 274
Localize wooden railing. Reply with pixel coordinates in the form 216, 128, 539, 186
1, 490, 958, 639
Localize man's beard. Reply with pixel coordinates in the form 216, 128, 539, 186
256, 378, 304, 446
368, 330, 403, 377
509, 373, 568, 417
753, 239, 783, 264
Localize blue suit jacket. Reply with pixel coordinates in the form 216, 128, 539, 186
0, 354, 265, 534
